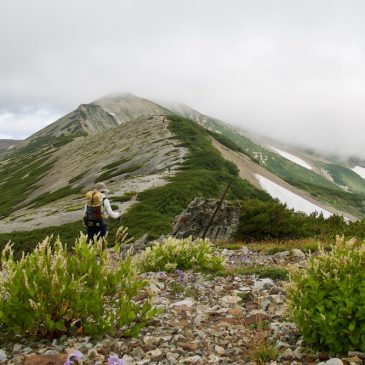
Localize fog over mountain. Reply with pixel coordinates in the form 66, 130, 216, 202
1, 0, 365, 157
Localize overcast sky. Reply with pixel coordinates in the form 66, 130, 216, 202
1, 0, 365, 158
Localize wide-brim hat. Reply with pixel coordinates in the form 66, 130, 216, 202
96, 182, 109, 193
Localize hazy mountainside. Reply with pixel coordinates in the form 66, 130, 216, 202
167, 103, 365, 218
1, 93, 365, 238
0, 139, 21, 153
28, 93, 170, 142
95, 93, 171, 124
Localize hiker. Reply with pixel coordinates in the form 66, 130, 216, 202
83, 182, 121, 243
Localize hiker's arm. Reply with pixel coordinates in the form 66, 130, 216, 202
103, 199, 120, 218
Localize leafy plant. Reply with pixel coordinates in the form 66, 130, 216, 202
0, 235, 157, 338
287, 236, 365, 352
134, 236, 225, 273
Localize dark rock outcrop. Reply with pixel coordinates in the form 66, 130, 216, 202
172, 197, 240, 241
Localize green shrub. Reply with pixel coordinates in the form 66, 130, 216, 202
0, 235, 157, 338
287, 236, 365, 352
113, 191, 138, 203
207, 130, 244, 153
134, 236, 225, 273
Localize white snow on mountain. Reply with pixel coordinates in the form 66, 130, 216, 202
269, 146, 312, 170
255, 174, 332, 218
352, 166, 365, 179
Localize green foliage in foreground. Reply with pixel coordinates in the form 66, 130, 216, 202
134, 236, 225, 273
0, 235, 157, 338
287, 237, 365, 353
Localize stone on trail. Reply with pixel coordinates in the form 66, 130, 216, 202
0, 350, 7, 363
170, 298, 195, 311
326, 359, 344, 365
23, 354, 68, 365
290, 248, 306, 258
253, 278, 275, 291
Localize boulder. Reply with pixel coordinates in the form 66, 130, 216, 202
171, 197, 240, 241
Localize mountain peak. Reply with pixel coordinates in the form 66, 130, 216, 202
94, 92, 138, 103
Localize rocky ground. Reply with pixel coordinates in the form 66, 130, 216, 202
0, 247, 362, 365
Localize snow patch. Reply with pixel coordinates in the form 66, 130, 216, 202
252, 151, 268, 166
269, 146, 312, 170
255, 174, 332, 218
352, 166, 365, 179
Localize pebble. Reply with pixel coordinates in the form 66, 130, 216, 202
148, 348, 163, 361
214, 345, 225, 355
327, 359, 344, 365
349, 352, 365, 360
170, 298, 195, 310
0, 350, 7, 363
12, 345, 22, 354
290, 249, 306, 258
253, 278, 275, 290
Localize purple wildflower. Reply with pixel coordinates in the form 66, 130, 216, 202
108, 355, 125, 365
176, 269, 185, 282
64, 350, 83, 365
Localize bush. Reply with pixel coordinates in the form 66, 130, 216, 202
134, 236, 225, 273
0, 235, 157, 338
287, 236, 365, 353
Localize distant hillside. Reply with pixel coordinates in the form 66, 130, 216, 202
0, 139, 21, 153
0, 94, 183, 234
167, 103, 365, 218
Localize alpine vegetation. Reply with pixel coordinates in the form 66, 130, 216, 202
0, 235, 157, 338
134, 236, 225, 273
287, 236, 365, 352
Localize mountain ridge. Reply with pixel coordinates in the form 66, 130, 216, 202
0, 93, 364, 239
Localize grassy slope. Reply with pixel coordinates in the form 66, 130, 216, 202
112, 116, 272, 239
205, 118, 365, 218
321, 163, 365, 194
0, 134, 83, 217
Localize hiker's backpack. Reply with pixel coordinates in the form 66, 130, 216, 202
83, 191, 105, 227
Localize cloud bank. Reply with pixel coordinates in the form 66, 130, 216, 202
1, 0, 364, 157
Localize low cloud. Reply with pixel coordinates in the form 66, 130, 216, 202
0, 108, 61, 140
0, 0, 364, 157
